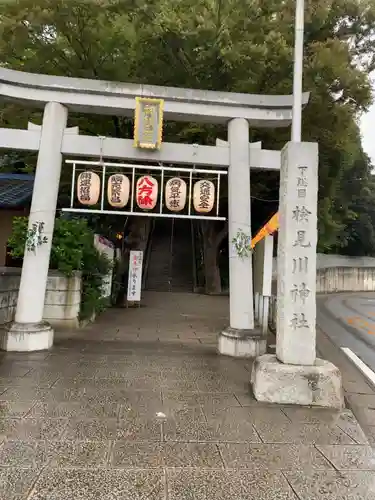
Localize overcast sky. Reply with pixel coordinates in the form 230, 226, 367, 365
361, 103, 375, 166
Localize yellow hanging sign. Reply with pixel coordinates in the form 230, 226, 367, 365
134, 97, 164, 150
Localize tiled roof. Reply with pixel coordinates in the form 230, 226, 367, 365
0, 173, 34, 208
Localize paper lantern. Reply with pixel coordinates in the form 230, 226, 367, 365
165, 177, 187, 212
77, 171, 100, 206
107, 174, 130, 208
136, 175, 158, 210
193, 180, 215, 213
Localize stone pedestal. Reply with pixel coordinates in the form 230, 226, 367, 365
251, 354, 344, 409
1, 322, 53, 352
219, 118, 266, 357
219, 327, 266, 358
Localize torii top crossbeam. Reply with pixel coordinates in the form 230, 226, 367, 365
0, 68, 309, 126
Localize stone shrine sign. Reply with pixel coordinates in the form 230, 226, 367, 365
276, 142, 318, 366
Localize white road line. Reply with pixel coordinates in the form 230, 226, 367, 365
341, 347, 375, 387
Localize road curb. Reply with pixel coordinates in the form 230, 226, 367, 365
317, 324, 375, 444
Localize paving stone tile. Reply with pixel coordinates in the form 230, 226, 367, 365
161, 391, 201, 410
357, 408, 375, 427
281, 407, 341, 425
196, 376, 249, 393
0, 467, 40, 500
346, 393, 375, 408
163, 407, 216, 442
111, 441, 223, 468
62, 373, 163, 391
0, 400, 36, 418
49, 385, 163, 406
0, 440, 50, 467
96, 367, 162, 379
343, 379, 374, 394
197, 393, 242, 412
203, 407, 262, 443
317, 445, 375, 470
0, 363, 32, 377
119, 391, 164, 410
23, 372, 63, 386
26, 402, 83, 418
1, 352, 50, 362
253, 421, 356, 444
247, 407, 291, 425
49, 440, 109, 468
167, 469, 297, 500
220, 443, 332, 470
0, 418, 68, 440
0, 386, 8, 397
120, 404, 166, 421
0, 387, 50, 401
234, 391, 266, 406
0, 377, 50, 389
285, 469, 375, 499
53, 377, 129, 390
28, 468, 164, 500
62, 418, 119, 440
27, 401, 120, 419
366, 426, 375, 445
336, 410, 369, 444
160, 379, 200, 392
42, 387, 88, 402
64, 417, 163, 441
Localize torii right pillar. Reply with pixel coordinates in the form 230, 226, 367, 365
252, 142, 344, 409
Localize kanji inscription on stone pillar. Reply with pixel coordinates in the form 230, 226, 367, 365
276, 142, 319, 366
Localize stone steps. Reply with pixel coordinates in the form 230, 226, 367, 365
145, 219, 194, 292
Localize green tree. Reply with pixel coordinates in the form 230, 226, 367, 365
7, 217, 111, 319
1, 0, 375, 290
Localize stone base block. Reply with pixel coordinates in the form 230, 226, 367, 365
0, 321, 54, 352
251, 354, 344, 409
218, 327, 267, 358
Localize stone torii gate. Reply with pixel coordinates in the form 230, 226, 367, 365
0, 67, 302, 354
0, 68, 344, 408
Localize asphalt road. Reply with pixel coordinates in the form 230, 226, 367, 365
318, 292, 375, 373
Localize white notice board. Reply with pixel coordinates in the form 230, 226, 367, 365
127, 250, 143, 302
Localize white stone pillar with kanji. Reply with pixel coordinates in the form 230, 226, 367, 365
276, 142, 317, 365
251, 142, 344, 409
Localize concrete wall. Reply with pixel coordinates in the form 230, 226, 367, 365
0, 267, 81, 328
316, 267, 375, 293
271, 254, 375, 293
316, 254, 375, 270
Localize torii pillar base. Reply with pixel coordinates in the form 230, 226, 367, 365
219, 327, 267, 358
1, 322, 54, 352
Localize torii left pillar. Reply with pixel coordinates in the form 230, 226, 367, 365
218, 118, 266, 357
1, 102, 68, 351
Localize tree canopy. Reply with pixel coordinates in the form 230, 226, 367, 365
0, 0, 375, 254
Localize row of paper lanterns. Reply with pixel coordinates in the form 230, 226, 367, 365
76, 172, 216, 213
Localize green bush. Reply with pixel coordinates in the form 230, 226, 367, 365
8, 217, 112, 321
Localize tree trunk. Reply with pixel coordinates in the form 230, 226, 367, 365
199, 220, 228, 295
203, 241, 221, 294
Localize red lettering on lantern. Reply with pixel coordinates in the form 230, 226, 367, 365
137, 176, 156, 209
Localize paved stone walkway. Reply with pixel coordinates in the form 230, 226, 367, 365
0, 292, 375, 499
